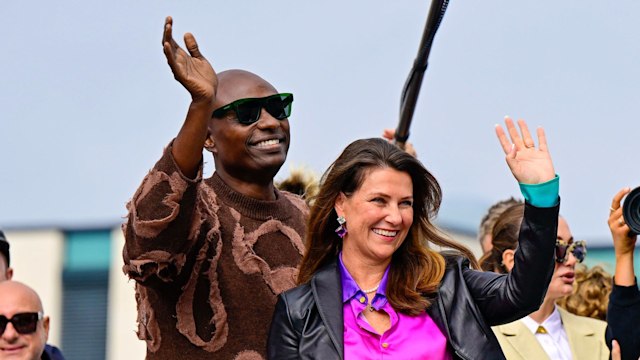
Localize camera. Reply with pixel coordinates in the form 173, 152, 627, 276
623, 186, 640, 235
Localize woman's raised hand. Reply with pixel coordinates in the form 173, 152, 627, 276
162, 16, 217, 104
609, 187, 637, 286
495, 117, 555, 185
609, 187, 637, 256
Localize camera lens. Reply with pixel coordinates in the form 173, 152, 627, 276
622, 186, 640, 235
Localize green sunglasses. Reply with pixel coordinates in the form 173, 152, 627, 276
212, 93, 293, 125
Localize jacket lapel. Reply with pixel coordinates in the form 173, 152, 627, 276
558, 307, 600, 360
312, 261, 344, 359
426, 296, 448, 339
494, 321, 551, 360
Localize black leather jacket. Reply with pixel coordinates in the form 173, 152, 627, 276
605, 283, 640, 360
268, 203, 559, 360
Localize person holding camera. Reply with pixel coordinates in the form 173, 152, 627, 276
605, 187, 640, 360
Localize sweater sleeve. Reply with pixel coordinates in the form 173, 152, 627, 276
606, 281, 640, 360
122, 141, 204, 285
463, 202, 560, 325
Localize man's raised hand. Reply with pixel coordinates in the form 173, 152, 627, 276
162, 16, 217, 104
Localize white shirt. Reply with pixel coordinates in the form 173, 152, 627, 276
521, 306, 572, 360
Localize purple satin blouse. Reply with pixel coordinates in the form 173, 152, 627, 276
339, 254, 451, 359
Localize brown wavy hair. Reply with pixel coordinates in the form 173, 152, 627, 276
479, 203, 525, 273
556, 264, 612, 320
297, 138, 477, 315
477, 197, 523, 247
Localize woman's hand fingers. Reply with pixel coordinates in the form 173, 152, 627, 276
610, 187, 631, 215
608, 187, 630, 228
517, 119, 536, 149
611, 340, 621, 360
536, 127, 548, 152
609, 187, 637, 259
495, 123, 513, 155
505, 117, 526, 149
382, 128, 394, 141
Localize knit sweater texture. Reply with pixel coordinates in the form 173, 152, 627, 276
122, 144, 308, 359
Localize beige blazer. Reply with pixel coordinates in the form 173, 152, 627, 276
492, 307, 609, 360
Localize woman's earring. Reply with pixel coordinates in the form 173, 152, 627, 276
335, 216, 347, 238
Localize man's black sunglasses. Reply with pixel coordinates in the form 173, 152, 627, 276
0, 312, 43, 335
555, 240, 587, 264
212, 93, 293, 125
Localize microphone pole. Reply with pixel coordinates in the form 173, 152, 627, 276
395, 0, 450, 149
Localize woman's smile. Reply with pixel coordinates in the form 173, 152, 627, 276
336, 166, 414, 264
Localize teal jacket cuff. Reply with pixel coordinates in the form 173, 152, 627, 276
519, 175, 559, 208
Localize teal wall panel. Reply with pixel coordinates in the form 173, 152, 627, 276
64, 230, 112, 270
583, 247, 640, 276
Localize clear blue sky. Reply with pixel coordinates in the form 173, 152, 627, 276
1, 1, 638, 246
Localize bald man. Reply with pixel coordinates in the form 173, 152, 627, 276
0, 235, 64, 360
0, 281, 50, 360
122, 17, 307, 359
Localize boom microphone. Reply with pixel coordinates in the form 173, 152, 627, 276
395, 0, 450, 149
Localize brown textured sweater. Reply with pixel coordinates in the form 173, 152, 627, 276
122, 144, 307, 360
